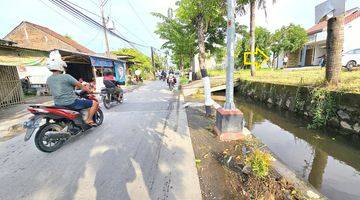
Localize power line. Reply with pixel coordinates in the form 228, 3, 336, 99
47, 0, 150, 49
63, 0, 101, 18
127, 1, 157, 42
38, 0, 80, 27
84, 29, 101, 46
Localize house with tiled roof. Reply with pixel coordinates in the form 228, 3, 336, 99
286, 7, 360, 67
3, 21, 94, 54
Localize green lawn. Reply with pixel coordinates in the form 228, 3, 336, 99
208, 68, 360, 94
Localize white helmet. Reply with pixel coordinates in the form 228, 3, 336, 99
46, 50, 67, 72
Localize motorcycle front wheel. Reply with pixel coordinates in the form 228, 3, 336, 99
93, 109, 104, 126
34, 123, 65, 153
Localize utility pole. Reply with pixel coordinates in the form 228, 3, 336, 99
224, 0, 236, 110
151, 47, 155, 69
214, 0, 245, 141
100, 0, 110, 57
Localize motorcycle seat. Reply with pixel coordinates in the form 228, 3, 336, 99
31, 105, 81, 112
101, 87, 115, 93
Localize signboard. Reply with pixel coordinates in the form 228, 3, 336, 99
315, 0, 346, 23
114, 61, 126, 83
89, 56, 114, 68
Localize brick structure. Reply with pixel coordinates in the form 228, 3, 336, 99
4, 21, 94, 54
288, 49, 301, 67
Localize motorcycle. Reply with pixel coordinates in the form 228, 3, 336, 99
23, 90, 103, 153
161, 74, 166, 81
100, 87, 124, 109
168, 76, 176, 91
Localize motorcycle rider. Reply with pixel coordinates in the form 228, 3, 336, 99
46, 51, 99, 126
161, 70, 167, 81
103, 68, 123, 100
167, 70, 177, 87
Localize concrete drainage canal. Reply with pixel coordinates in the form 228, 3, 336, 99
214, 94, 360, 200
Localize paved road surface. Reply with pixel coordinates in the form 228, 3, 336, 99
0, 81, 201, 200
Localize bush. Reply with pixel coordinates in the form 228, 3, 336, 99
246, 149, 271, 178
180, 76, 189, 85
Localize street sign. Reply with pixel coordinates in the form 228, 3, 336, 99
315, 0, 346, 23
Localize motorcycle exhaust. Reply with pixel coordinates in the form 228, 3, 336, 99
46, 131, 71, 140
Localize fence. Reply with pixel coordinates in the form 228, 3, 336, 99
0, 65, 23, 109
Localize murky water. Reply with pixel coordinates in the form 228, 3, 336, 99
217, 95, 360, 200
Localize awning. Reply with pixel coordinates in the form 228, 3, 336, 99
0, 45, 48, 67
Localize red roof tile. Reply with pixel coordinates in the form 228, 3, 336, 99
24, 21, 95, 54
307, 9, 360, 35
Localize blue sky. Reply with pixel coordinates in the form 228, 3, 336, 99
1, 0, 359, 58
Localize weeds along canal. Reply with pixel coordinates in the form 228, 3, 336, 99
214, 94, 360, 200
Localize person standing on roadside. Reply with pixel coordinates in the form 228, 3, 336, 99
283, 55, 288, 68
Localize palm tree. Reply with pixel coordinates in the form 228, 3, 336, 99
238, 0, 276, 76
325, 15, 345, 86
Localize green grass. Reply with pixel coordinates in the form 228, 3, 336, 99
207, 68, 360, 94
180, 76, 190, 85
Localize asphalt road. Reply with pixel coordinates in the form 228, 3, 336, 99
0, 81, 201, 200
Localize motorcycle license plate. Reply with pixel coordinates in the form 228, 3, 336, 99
23, 116, 42, 141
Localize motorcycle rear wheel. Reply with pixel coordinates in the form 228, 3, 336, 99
102, 96, 111, 109
34, 123, 65, 153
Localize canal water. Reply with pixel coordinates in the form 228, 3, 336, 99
216, 95, 360, 200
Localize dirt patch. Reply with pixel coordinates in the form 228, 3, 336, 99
186, 106, 308, 200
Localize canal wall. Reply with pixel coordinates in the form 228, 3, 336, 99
235, 80, 360, 137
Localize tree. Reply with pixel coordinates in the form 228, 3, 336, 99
153, 12, 197, 71
176, 0, 226, 75
153, 53, 167, 70
176, 0, 227, 115
235, 25, 250, 68
237, 0, 276, 76
112, 48, 153, 78
235, 26, 271, 68
254, 26, 271, 64
325, 15, 345, 86
270, 24, 307, 68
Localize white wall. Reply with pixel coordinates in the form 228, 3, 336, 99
17, 66, 52, 84
344, 17, 360, 52
193, 54, 218, 72
313, 42, 326, 65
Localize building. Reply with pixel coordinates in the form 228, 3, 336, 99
0, 39, 48, 108
287, 8, 360, 67
4, 21, 94, 54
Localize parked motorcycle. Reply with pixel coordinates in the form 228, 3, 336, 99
21, 76, 36, 94
100, 87, 123, 109
23, 90, 103, 153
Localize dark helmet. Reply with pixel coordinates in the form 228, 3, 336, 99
103, 68, 113, 76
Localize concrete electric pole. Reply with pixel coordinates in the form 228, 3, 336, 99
223, 0, 236, 110
214, 0, 245, 141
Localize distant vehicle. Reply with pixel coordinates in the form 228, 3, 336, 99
342, 48, 360, 71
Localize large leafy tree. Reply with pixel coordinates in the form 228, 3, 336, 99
235, 26, 271, 68
112, 48, 153, 76
176, 0, 226, 75
270, 24, 308, 67
153, 12, 197, 71
237, 0, 276, 76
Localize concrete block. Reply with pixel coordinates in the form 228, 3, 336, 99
214, 108, 245, 141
